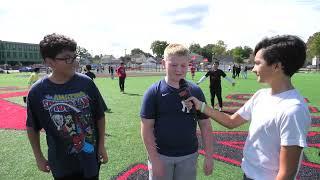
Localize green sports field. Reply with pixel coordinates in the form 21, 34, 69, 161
0, 71, 319, 180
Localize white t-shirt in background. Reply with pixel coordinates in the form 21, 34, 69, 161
237, 88, 311, 180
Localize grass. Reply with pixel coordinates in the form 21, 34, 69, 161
0, 71, 319, 179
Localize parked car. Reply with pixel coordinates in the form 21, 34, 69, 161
19, 67, 33, 72
0, 68, 5, 73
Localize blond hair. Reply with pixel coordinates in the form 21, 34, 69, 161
163, 44, 190, 59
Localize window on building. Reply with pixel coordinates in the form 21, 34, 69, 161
13, 52, 17, 58
24, 52, 28, 59
7, 52, 11, 58
19, 52, 22, 58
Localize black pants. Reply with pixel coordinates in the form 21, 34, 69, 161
119, 77, 125, 92
210, 86, 222, 108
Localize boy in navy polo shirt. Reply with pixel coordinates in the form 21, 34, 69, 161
140, 44, 214, 180
26, 33, 108, 180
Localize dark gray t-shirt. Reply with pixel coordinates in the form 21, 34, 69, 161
140, 79, 208, 157
26, 73, 107, 178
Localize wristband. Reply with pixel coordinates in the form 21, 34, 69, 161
200, 102, 206, 113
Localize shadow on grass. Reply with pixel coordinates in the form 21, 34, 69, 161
123, 92, 142, 96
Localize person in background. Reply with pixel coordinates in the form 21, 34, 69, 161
197, 61, 235, 111
84, 64, 96, 80
110, 66, 114, 80
116, 62, 126, 93
190, 65, 196, 80
23, 67, 41, 103
141, 44, 213, 180
26, 33, 108, 179
186, 35, 311, 180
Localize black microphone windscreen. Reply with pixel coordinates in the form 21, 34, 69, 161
179, 79, 187, 88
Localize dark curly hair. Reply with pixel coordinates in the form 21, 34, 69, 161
39, 33, 77, 60
254, 35, 306, 77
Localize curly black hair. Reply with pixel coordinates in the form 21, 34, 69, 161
39, 33, 77, 60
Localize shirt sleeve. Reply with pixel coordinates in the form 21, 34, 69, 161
279, 105, 311, 147
90, 82, 107, 120
221, 70, 227, 78
140, 85, 157, 119
26, 89, 42, 131
236, 90, 263, 121
205, 71, 210, 77
193, 86, 209, 120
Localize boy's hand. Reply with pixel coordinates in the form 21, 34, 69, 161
203, 156, 213, 176
98, 146, 108, 164
36, 156, 50, 173
150, 158, 165, 177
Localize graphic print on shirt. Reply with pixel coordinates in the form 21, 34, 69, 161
42, 91, 95, 154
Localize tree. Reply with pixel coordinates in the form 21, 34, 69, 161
202, 44, 215, 62
212, 40, 227, 58
150, 40, 169, 58
306, 32, 320, 59
229, 46, 253, 64
76, 46, 92, 64
189, 43, 203, 55
131, 48, 145, 56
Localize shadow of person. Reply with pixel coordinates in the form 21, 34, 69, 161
123, 92, 142, 96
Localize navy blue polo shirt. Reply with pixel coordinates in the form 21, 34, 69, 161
140, 79, 209, 157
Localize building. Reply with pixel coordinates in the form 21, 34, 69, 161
0, 40, 42, 66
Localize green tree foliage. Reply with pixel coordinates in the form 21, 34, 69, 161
150, 40, 169, 58
212, 40, 227, 57
306, 32, 320, 59
76, 46, 92, 64
189, 43, 203, 55
131, 48, 145, 56
230, 46, 252, 64
202, 44, 215, 62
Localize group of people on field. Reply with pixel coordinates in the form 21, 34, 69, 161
25, 33, 311, 180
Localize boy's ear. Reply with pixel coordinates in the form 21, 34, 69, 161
44, 58, 54, 68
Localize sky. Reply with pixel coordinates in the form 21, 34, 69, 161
1, 0, 320, 58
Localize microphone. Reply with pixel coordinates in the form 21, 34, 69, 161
178, 79, 196, 115
178, 79, 191, 100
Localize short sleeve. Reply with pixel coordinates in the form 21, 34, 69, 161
140, 85, 157, 119
205, 71, 210, 77
279, 105, 311, 147
90, 82, 107, 120
192, 86, 209, 120
26, 89, 42, 131
236, 90, 263, 121
221, 70, 227, 78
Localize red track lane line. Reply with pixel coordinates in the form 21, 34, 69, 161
116, 164, 148, 180
218, 141, 244, 150
198, 150, 241, 166
0, 91, 28, 99
211, 131, 248, 135
301, 161, 320, 170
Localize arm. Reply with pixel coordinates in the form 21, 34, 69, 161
197, 75, 207, 85
97, 117, 108, 164
187, 97, 247, 129
276, 146, 303, 180
224, 76, 235, 86
141, 118, 164, 177
27, 127, 50, 172
198, 119, 214, 175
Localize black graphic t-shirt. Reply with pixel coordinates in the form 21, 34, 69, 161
205, 69, 226, 88
26, 73, 107, 178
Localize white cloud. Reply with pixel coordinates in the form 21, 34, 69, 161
0, 0, 320, 57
